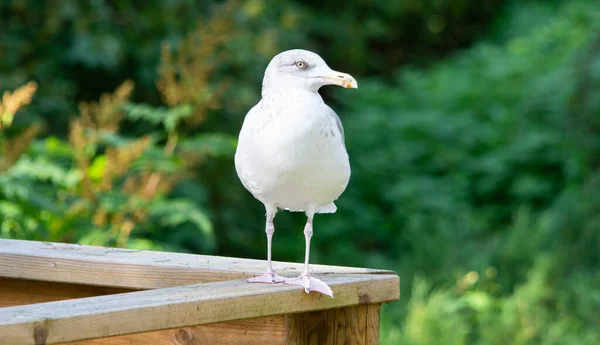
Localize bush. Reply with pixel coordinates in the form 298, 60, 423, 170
335, 1, 599, 343
0, 5, 239, 252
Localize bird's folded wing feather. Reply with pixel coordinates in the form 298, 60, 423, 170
326, 104, 345, 146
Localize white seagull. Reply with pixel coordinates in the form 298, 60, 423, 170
234, 49, 357, 297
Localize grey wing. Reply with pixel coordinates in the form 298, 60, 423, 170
326, 105, 345, 146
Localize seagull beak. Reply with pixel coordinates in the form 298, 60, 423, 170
324, 71, 358, 89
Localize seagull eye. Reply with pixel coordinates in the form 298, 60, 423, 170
295, 60, 307, 69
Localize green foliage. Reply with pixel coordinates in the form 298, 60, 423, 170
0, 131, 216, 251
0, 83, 222, 253
0, 1, 240, 252
400, 278, 470, 345
334, 1, 599, 343
0, 0, 504, 136
124, 103, 194, 133
384, 257, 600, 345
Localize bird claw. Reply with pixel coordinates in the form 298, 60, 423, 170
247, 272, 286, 284
283, 275, 334, 297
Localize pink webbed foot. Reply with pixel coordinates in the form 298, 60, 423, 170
247, 272, 286, 284
284, 275, 334, 297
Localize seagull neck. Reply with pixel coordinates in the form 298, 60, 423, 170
261, 87, 322, 98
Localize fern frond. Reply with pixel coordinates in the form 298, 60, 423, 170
78, 80, 134, 132
0, 81, 38, 129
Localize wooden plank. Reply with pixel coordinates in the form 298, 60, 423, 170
0, 278, 133, 308
0, 239, 396, 289
365, 304, 380, 345
59, 316, 286, 345
0, 274, 399, 345
1, 277, 286, 345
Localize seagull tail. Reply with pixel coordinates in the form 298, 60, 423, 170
316, 203, 337, 214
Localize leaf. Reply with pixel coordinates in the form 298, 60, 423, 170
97, 131, 141, 147
132, 146, 183, 173
123, 102, 193, 132
148, 199, 213, 236
125, 238, 165, 251
31, 137, 73, 158
7, 156, 80, 189
97, 191, 130, 213
78, 229, 114, 247
179, 133, 238, 158
88, 155, 107, 182
0, 201, 23, 218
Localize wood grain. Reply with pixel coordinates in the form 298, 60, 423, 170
0, 278, 133, 308
345, 306, 367, 345
0, 275, 398, 345
285, 310, 329, 345
59, 317, 286, 345
327, 308, 346, 345
0, 239, 396, 290
366, 304, 380, 345
0, 281, 286, 345
285, 304, 381, 345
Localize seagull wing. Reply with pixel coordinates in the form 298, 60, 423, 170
326, 105, 345, 146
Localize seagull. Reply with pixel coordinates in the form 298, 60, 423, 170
234, 49, 357, 297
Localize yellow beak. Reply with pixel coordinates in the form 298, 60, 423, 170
325, 71, 358, 89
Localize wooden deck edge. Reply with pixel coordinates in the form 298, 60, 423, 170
59, 316, 288, 345
0, 274, 400, 345
0, 239, 396, 289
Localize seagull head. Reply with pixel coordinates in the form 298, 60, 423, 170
262, 49, 358, 94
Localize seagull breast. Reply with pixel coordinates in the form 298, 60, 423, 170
235, 90, 350, 213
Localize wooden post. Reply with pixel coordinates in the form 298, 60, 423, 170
285, 304, 380, 345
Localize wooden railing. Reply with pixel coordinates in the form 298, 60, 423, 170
0, 239, 399, 345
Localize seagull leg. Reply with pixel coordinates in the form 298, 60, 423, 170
284, 215, 334, 297
248, 207, 286, 284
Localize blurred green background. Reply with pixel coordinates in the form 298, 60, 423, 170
1, 0, 600, 343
